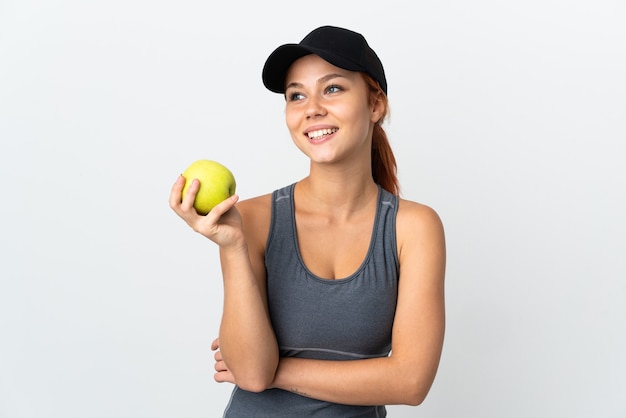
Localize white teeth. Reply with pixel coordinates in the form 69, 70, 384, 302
307, 128, 337, 139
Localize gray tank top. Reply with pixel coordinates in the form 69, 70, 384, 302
223, 183, 399, 417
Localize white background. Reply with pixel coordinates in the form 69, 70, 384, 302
1, 0, 625, 417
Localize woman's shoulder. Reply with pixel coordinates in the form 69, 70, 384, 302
395, 198, 446, 279
397, 197, 441, 219
238, 193, 272, 209
237, 193, 273, 224
396, 198, 445, 240
236, 183, 295, 218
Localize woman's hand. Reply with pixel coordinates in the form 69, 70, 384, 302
211, 338, 236, 385
169, 175, 243, 248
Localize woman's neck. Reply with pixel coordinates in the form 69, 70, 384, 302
295, 169, 379, 220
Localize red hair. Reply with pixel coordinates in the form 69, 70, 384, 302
363, 74, 400, 195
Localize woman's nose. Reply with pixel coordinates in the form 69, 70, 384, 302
305, 95, 327, 118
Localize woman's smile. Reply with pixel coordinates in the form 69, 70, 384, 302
305, 127, 339, 144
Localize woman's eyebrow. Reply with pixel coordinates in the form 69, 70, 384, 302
317, 73, 347, 85
285, 73, 347, 91
285, 81, 303, 91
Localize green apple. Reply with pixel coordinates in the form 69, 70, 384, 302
181, 159, 237, 215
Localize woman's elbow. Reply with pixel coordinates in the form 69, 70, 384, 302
237, 378, 271, 393
400, 375, 434, 406
404, 391, 427, 407
399, 387, 429, 406
233, 369, 276, 393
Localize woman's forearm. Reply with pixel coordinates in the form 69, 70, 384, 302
272, 355, 437, 406
218, 245, 278, 392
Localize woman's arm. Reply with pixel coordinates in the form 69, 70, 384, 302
268, 201, 446, 405
170, 177, 278, 392
217, 195, 278, 392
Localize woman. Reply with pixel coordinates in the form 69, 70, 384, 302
170, 25, 446, 417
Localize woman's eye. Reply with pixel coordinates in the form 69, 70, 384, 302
326, 85, 342, 94
288, 92, 305, 101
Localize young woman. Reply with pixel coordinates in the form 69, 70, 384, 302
169, 25, 446, 417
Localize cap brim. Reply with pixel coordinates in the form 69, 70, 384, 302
262, 44, 363, 94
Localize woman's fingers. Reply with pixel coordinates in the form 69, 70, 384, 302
211, 339, 235, 383
214, 359, 227, 372
180, 178, 200, 212
203, 194, 239, 223
169, 176, 243, 246
214, 369, 235, 384
168, 175, 186, 210
169, 174, 199, 215
212, 337, 223, 366
170, 175, 236, 219
169, 175, 204, 226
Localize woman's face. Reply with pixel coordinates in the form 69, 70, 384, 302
283, 54, 383, 165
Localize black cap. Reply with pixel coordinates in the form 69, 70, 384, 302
262, 26, 387, 95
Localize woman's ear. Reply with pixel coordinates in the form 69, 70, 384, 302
370, 90, 386, 124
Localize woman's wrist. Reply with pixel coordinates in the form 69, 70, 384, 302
219, 240, 249, 260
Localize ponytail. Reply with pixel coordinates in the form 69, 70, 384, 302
363, 74, 400, 195
372, 122, 399, 195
